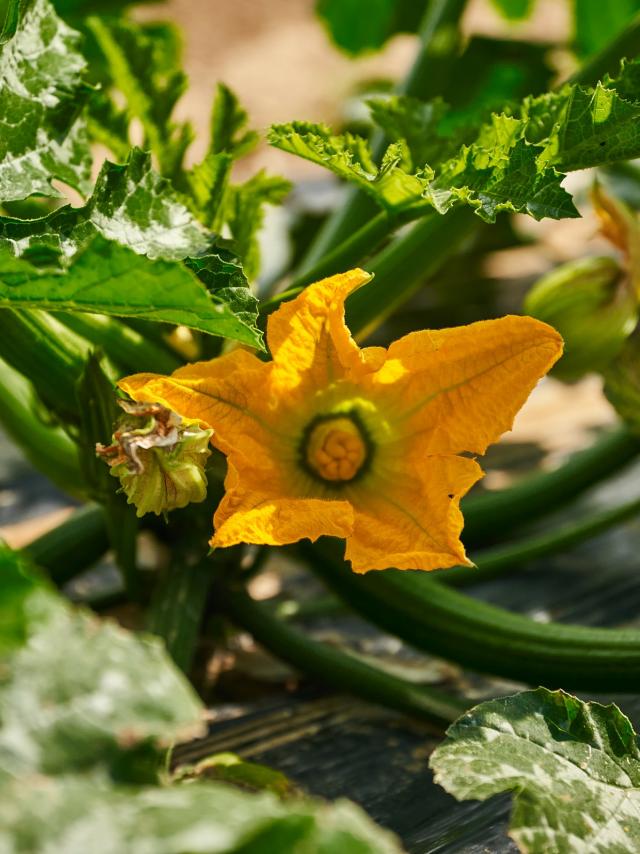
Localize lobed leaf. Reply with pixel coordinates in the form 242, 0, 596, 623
0, 556, 203, 779
0, 774, 404, 853
0, 149, 263, 347
0, 238, 263, 348
270, 58, 640, 224
86, 16, 193, 178
0, 0, 92, 202
268, 121, 430, 213
430, 687, 640, 853
0, 545, 404, 853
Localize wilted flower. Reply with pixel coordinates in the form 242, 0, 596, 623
96, 400, 212, 517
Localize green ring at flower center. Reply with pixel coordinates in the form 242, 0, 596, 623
300, 411, 373, 484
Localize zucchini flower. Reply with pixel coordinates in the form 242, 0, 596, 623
96, 400, 212, 517
119, 270, 561, 573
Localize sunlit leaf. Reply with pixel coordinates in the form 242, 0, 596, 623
0, 0, 92, 202
431, 687, 640, 853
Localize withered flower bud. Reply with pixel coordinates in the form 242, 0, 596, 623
96, 400, 212, 517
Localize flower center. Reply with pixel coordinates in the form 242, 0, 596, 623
304, 415, 369, 483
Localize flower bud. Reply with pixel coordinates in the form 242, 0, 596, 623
523, 256, 637, 381
96, 401, 213, 517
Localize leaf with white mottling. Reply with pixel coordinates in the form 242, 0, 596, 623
0, 570, 204, 777
0, 774, 405, 853
0, 0, 92, 202
430, 687, 640, 854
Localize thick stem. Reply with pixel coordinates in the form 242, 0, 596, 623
24, 503, 109, 585
303, 544, 640, 690
349, 208, 477, 339
462, 426, 640, 546
298, 0, 470, 271
569, 12, 640, 87
224, 584, 466, 727
443, 494, 640, 586
260, 212, 394, 317
0, 309, 87, 420
0, 356, 85, 496
147, 556, 213, 672
59, 313, 181, 375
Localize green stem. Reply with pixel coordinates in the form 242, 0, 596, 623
0, 309, 87, 420
462, 426, 640, 546
147, 557, 213, 672
261, 211, 394, 316
569, 12, 640, 86
299, 0, 469, 271
24, 503, 109, 585
349, 208, 477, 338
0, 356, 85, 496
224, 584, 466, 727
59, 313, 181, 375
444, 494, 640, 586
303, 544, 640, 690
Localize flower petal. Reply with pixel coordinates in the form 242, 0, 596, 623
345, 455, 483, 573
367, 315, 562, 455
118, 350, 277, 459
267, 269, 373, 397
212, 459, 354, 547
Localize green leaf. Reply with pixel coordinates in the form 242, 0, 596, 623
430, 687, 640, 853
315, 0, 429, 55
0, 148, 263, 347
268, 122, 430, 213
0, 545, 44, 655
489, 0, 535, 21
0, 584, 203, 778
0, 774, 405, 853
0, 546, 404, 853
0, 0, 92, 202
367, 96, 455, 172
534, 82, 640, 171
429, 120, 578, 221
209, 82, 259, 159
221, 170, 292, 281
0, 237, 263, 348
186, 151, 233, 227
86, 16, 193, 178
573, 0, 640, 59
0, 148, 210, 262
271, 59, 640, 224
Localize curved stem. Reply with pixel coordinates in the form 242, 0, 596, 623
0, 355, 85, 496
462, 426, 640, 546
303, 543, 640, 691
444, 493, 640, 586
223, 583, 466, 728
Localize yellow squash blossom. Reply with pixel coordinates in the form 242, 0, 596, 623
120, 270, 562, 573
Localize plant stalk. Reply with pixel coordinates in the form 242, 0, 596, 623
299, 0, 470, 271
24, 502, 109, 585
59, 312, 181, 375
224, 584, 466, 728
462, 426, 640, 546
444, 493, 640, 586
303, 543, 640, 691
